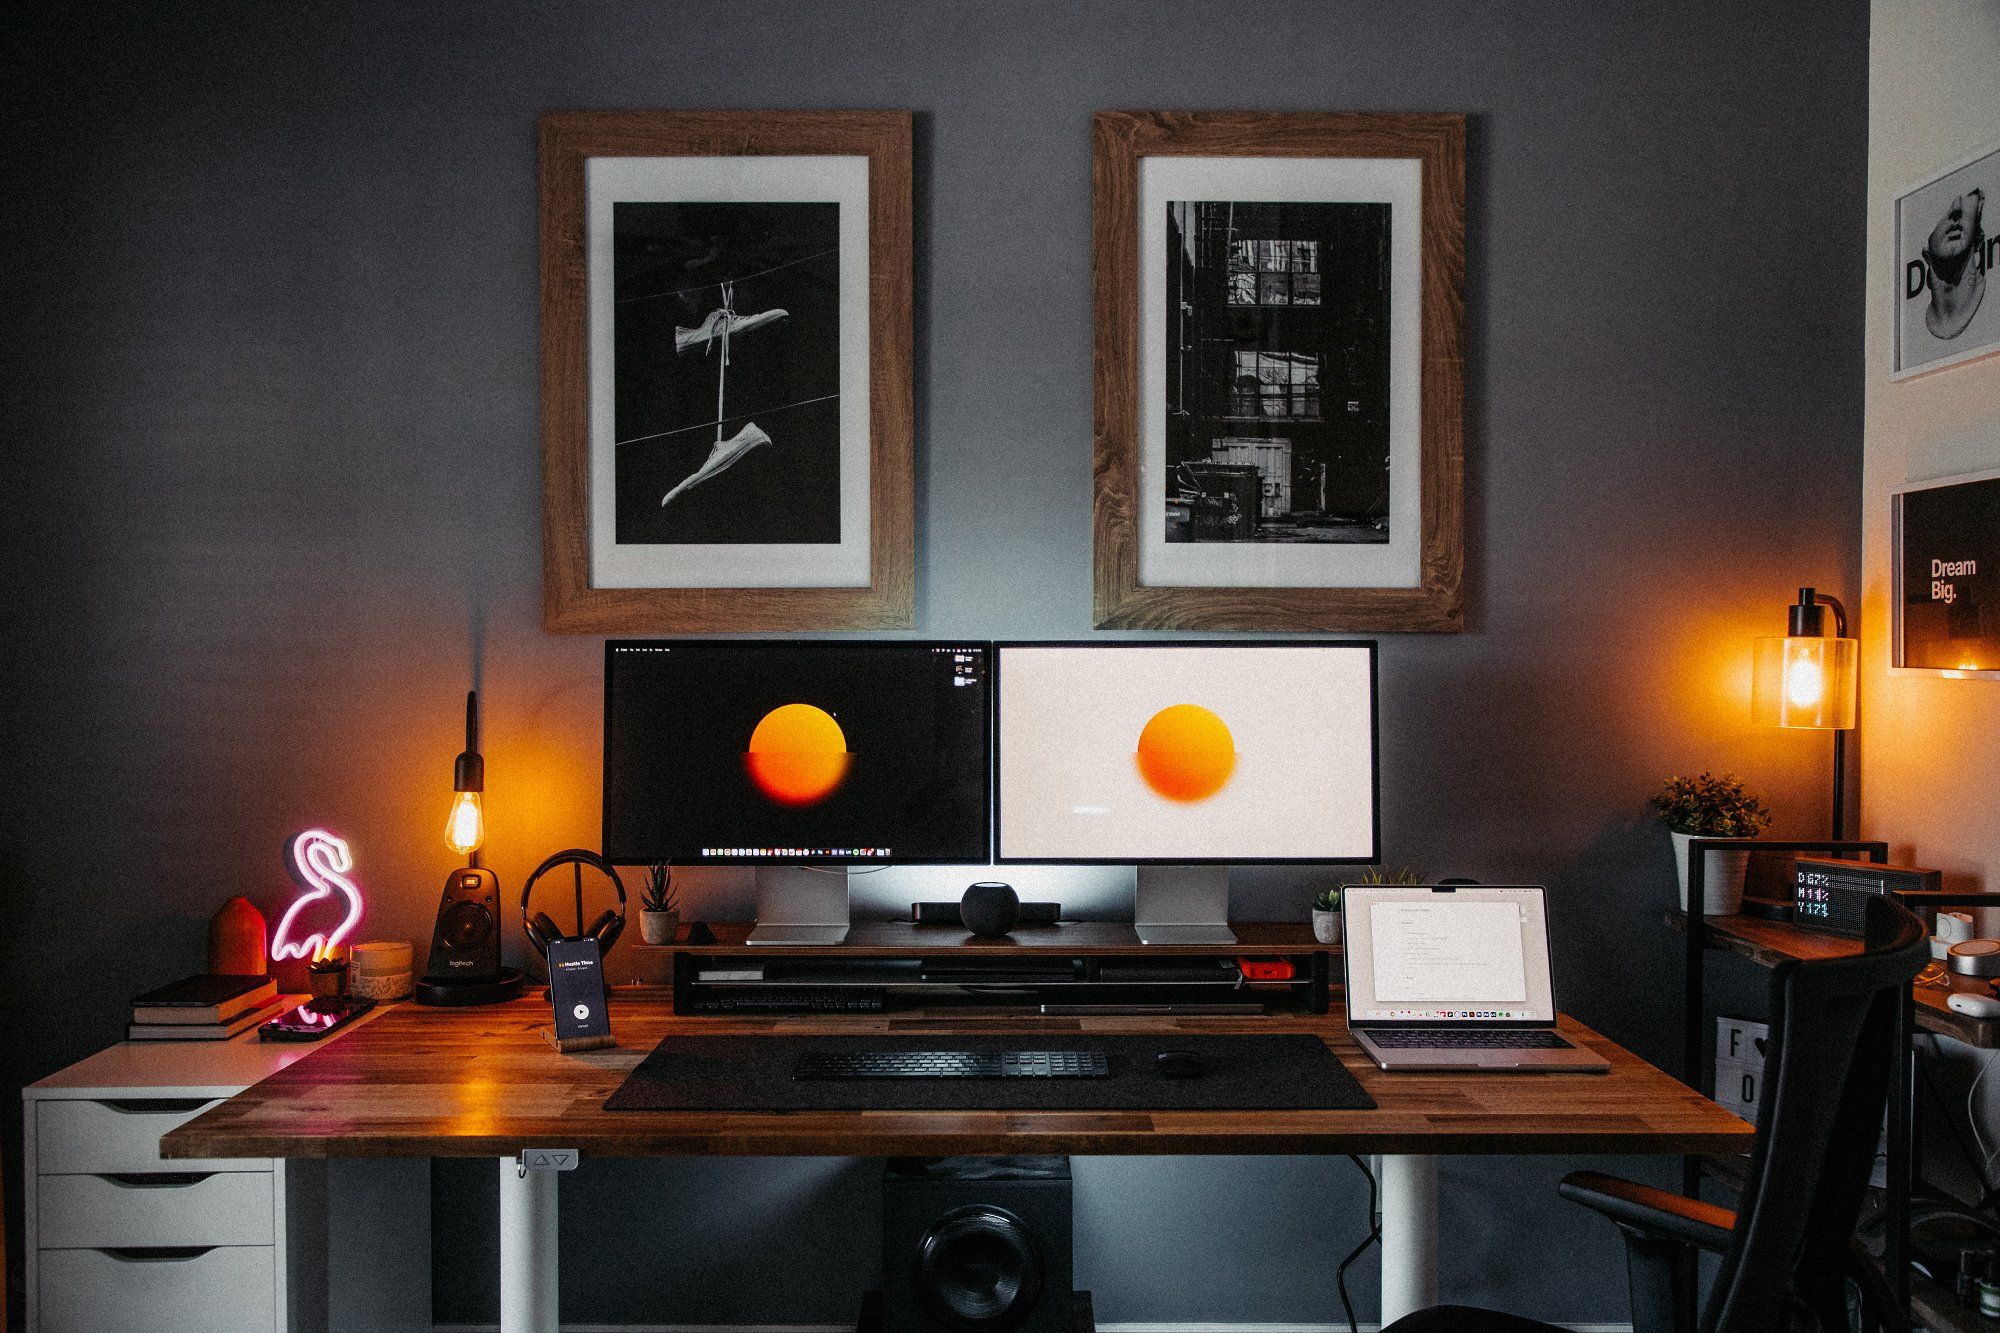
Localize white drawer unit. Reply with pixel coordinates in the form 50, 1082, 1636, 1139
37, 1245, 278, 1333
21, 1011, 345, 1333
37, 1171, 276, 1249
35, 1098, 259, 1176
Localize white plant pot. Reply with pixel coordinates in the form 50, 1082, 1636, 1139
639, 909, 679, 946
1312, 907, 1342, 944
1672, 832, 1752, 916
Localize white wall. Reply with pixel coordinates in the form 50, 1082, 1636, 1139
1861, 0, 2000, 887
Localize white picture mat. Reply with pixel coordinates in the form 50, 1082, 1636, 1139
1890, 462, 2000, 678
587, 155, 872, 588
1892, 138, 2000, 380
1137, 155, 1424, 588
994, 645, 1376, 862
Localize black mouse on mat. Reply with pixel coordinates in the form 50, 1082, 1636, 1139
1155, 1049, 1206, 1079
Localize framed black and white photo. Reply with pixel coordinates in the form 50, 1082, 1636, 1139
542, 111, 912, 631
1893, 139, 2000, 380
1893, 468, 2000, 677
1094, 112, 1464, 631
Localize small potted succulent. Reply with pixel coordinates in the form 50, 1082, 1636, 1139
1313, 867, 1423, 943
639, 863, 680, 945
1651, 772, 1772, 916
1311, 886, 1344, 944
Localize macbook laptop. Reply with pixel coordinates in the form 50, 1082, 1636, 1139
1341, 885, 1609, 1072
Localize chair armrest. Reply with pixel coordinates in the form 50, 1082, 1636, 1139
1559, 1171, 1736, 1254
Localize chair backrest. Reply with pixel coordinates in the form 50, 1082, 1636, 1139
1704, 894, 1928, 1333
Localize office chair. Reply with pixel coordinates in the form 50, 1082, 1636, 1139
1385, 894, 1927, 1333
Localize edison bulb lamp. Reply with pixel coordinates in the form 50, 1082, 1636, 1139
1752, 587, 1857, 836
445, 789, 484, 857
446, 690, 486, 860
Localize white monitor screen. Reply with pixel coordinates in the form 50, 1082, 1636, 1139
995, 643, 1377, 863
1340, 886, 1556, 1023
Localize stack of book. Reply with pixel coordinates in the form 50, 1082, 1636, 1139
129, 974, 285, 1041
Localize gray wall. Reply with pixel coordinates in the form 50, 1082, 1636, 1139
0, 1, 1868, 1325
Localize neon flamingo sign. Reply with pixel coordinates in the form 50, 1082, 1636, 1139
272, 829, 367, 963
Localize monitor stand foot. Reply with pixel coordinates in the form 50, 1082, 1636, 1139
1134, 865, 1236, 945
747, 865, 852, 946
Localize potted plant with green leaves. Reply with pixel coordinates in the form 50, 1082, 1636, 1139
1651, 772, 1772, 916
1311, 886, 1343, 944
1312, 867, 1423, 943
639, 863, 680, 945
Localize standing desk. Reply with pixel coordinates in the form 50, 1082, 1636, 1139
163, 994, 1750, 1331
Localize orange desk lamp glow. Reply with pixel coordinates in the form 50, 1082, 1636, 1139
446, 691, 486, 861
1752, 587, 1857, 838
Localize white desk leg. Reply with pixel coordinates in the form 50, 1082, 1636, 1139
499, 1157, 559, 1333
1378, 1154, 1439, 1325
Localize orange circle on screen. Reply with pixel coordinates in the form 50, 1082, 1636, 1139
1134, 704, 1236, 802
745, 704, 851, 806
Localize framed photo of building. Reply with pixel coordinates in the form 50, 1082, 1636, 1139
1893, 139, 2000, 380
1893, 468, 2000, 677
541, 110, 913, 631
1093, 111, 1464, 631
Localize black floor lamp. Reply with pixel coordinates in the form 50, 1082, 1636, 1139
1753, 587, 1859, 838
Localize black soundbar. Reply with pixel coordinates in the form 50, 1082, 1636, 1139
912, 901, 1062, 926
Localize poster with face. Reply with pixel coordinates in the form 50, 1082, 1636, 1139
1895, 142, 2000, 378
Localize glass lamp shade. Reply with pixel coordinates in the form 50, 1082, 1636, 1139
1753, 634, 1858, 730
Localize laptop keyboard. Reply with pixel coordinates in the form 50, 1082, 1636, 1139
1367, 1029, 1574, 1050
796, 1050, 1111, 1080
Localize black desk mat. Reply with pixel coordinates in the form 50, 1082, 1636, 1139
604, 1033, 1375, 1112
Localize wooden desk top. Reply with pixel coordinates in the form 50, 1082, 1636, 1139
161, 996, 1752, 1162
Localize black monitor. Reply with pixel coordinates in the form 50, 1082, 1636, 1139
602, 641, 991, 865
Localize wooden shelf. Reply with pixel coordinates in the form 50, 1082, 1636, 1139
668, 920, 1327, 957
1666, 912, 2000, 1049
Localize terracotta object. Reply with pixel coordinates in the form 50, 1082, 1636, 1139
209, 896, 268, 976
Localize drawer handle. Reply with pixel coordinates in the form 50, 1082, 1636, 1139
100, 1247, 217, 1263
96, 1098, 214, 1115
99, 1172, 216, 1188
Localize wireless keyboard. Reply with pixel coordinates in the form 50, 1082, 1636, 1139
795, 1050, 1111, 1080
1366, 1029, 1574, 1050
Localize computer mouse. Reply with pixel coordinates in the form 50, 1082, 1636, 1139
1155, 1049, 1205, 1079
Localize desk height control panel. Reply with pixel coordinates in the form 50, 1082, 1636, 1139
662, 922, 1333, 1017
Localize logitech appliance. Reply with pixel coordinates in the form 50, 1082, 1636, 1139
417, 690, 527, 1005
1341, 885, 1609, 1071
996, 642, 1378, 944
603, 641, 993, 944
880, 1157, 1074, 1333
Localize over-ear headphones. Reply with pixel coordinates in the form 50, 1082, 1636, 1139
520, 849, 627, 960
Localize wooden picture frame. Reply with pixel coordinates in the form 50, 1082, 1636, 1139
1093, 111, 1465, 631
541, 110, 914, 632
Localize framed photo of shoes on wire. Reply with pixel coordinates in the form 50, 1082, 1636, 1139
1092, 112, 1465, 631
541, 110, 914, 631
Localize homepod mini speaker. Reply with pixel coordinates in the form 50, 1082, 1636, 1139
883, 1156, 1073, 1332
960, 882, 1021, 938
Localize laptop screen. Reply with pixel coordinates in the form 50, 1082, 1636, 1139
1341, 886, 1556, 1024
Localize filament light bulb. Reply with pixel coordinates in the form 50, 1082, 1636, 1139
1784, 652, 1825, 708
445, 789, 485, 855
